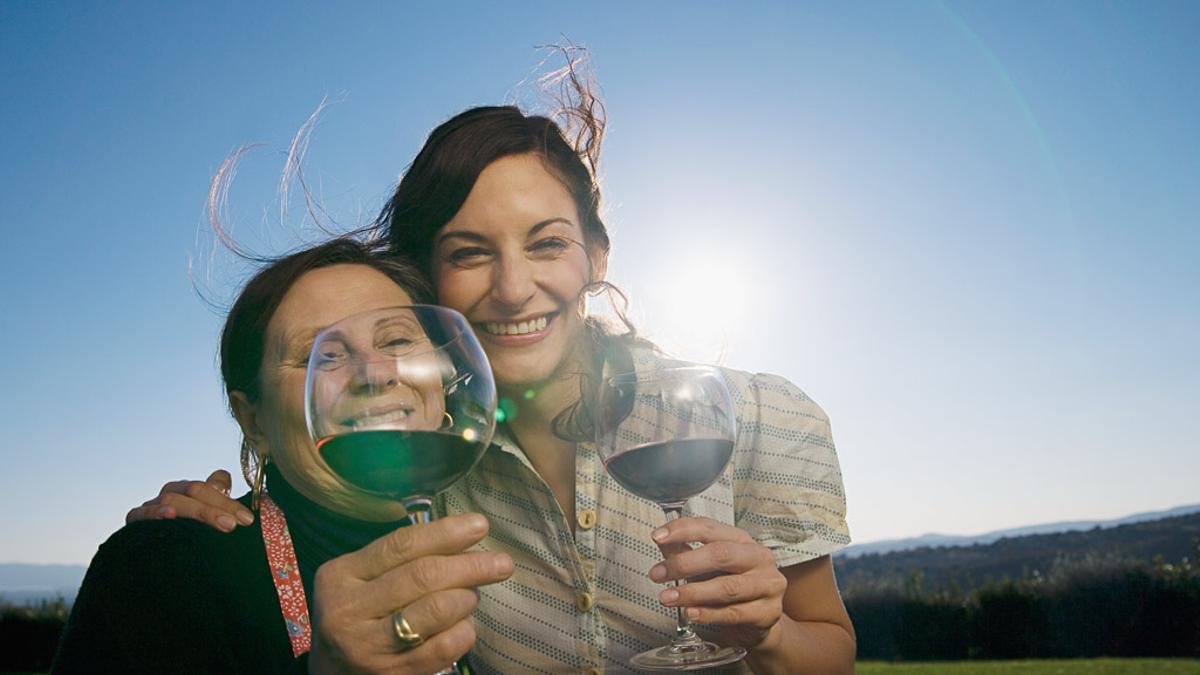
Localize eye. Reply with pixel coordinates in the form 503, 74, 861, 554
378, 336, 415, 354
529, 236, 571, 257
446, 246, 492, 266
312, 340, 349, 370
376, 325, 428, 355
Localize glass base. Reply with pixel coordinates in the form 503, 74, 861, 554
630, 640, 746, 671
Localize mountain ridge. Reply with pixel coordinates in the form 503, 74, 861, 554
836, 502, 1200, 559
4, 503, 1198, 604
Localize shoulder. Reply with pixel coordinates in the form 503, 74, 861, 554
74, 517, 263, 610
719, 368, 829, 424
95, 516, 259, 567
54, 517, 276, 673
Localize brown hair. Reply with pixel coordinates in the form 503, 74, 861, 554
375, 49, 608, 277
219, 238, 432, 403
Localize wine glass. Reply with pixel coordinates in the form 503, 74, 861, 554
596, 364, 746, 671
305, 305, 496, 675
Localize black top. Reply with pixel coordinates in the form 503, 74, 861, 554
52, 468, 408, 674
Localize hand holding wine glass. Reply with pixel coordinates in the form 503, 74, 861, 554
306, 305, 499, 675
596, 365, 748, 671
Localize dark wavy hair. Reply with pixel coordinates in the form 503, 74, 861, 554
375, 49, 608, 275
369, 49, 656, 441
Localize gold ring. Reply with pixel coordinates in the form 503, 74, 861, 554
391, 609, 424, 651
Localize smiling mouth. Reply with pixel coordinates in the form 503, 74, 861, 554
339, 405, 415, 429
480, 313, 553, 336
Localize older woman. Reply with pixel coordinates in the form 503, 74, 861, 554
53, 240, 513, 674
130, 78, 856, 674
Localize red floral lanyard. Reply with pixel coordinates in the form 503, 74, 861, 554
260, 492, 313, 657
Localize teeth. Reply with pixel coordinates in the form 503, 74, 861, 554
485, 316, 548, 336
350, 409, 410, 428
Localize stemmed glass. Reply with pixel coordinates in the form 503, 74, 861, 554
305, 305, 497, 674
596, 365, 746, 671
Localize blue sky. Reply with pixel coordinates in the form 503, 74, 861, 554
2, 2, 1197, 564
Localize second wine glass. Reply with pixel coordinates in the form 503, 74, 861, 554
596, 364, 746, 671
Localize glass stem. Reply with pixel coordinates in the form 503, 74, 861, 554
404, 497, 435, 525
403, 497, 460, 675
661, 506, 701, 645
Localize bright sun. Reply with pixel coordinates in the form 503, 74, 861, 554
635, 252, 757, 364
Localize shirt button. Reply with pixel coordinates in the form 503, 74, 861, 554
578, 509, 597, 530
577, 591, 594, 612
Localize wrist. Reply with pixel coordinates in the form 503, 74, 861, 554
744, 618, 788, 673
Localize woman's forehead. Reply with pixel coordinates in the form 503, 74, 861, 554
443, 154, 579, 234
270, 265, 414, 343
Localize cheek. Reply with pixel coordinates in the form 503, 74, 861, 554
433, 267, 482, 312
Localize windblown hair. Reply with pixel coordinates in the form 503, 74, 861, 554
372, 45, 651, 441
374, 45, 609, 277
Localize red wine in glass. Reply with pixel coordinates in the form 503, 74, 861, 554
596, 365, 745, 671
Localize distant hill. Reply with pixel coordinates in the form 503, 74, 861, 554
0, 563, 85, 605
835, 510, 1200, 594
838, 503, 1200, 558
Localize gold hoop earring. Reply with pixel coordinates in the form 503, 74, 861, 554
251, 454, 267, 512
441, 412, 454, 430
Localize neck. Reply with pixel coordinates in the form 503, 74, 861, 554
496, 349, 598, 531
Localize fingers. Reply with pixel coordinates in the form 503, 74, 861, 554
377, 589, 478, 650
362, 550, 512, 616
309, 613, 477, 675
660, 564, 787, 610
124, 475, 254, 531
646, 516, 786, 639
125, 501, 175, 524
346, 512, 495, 580
651, 516, 755, 548
391, 617, 477, 674
680, 597, 780, 634
204, 469, 233, 495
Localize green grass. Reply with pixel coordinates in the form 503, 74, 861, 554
857, 659, 1200, 674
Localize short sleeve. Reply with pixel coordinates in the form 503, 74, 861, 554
725, 370, 851, 567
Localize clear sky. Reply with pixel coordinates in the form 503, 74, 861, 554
2, 2, 1197, 565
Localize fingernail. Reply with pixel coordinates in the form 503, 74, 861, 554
660, 589, 679, 605
237, 510, 254, 525
650, 564, 666, 582
686, 608, 700, 620
651, 527, 668, 542
217, 515, 236, 532
465, 513, 487, 534
157, 506, 172, 519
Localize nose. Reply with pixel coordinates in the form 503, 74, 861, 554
490, 254, 537, 309
349, 360, 400, 395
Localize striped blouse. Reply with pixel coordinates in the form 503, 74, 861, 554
438, 349, 850, 674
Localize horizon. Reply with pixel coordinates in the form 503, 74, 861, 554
2, 2, 1197, 565
5, 500, 1198, 571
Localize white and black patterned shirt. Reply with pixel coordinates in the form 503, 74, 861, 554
438, 348, 850, 674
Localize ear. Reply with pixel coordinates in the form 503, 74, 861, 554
588, 245, 609, 283
229, 391, 270, 460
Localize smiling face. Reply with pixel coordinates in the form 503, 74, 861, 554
308, 306, 445, 437
432, 153, 608, 393
233, 264, 422, 520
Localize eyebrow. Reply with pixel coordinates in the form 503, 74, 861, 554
280, 326, 324, 360
435, 217, 576, 247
